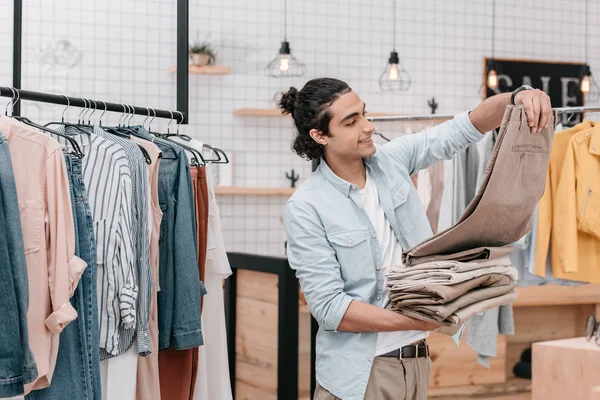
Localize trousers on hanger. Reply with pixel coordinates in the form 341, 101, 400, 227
403, 105, 556, 264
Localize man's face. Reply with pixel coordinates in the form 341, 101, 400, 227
322, 90, 376, 161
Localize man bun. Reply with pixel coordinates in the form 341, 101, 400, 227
278, 87, 299, 115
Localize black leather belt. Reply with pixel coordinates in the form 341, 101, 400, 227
379, 340, 429, 359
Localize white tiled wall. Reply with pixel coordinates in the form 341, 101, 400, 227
1, 0, 599, 257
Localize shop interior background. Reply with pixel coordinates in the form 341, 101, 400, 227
1, 0, 599, 257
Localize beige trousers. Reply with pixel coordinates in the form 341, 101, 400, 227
314, 356, 431, 400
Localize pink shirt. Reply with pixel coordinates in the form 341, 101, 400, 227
0, 117, 86, 393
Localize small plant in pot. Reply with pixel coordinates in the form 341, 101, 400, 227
189, 41, 216, 66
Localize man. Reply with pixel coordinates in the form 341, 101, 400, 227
281, 78, 551, 400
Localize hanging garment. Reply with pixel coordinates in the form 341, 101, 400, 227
100, 345, 137, 400
30, 155, 101, 400
0, 132, 38, 397
534, 120, 599, 282
552, 123, 600, 281
0, 117, 86, 394
157, 165, 210, 400
400, 106, 556, 356
53, 127, 136, 358
193, 162, 233, 400
94, 126, 152, 359
0, 131, 38, 398
132, 137, 163, 400
416, 162, 445, 233
169, 140, 233, 400
404, 106, 556, 263
129, 127, 204, 351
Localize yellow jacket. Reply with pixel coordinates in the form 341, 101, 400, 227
534, 120, 600, 282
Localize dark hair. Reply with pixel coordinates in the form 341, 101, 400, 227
278, 78, 352, 161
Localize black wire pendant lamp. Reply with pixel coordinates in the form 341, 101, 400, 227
486, 0, 498, 90
265, 0, 306, 78
379, 0, 411, 91
580, 0, 599, 101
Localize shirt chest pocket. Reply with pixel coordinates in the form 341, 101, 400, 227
391, 180, 416, 234
18, 200, 43, 255
327, 230, 373, 282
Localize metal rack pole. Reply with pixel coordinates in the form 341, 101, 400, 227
366, 106, 600, 122
12, 0, 22, 116
0, 87, 185, 122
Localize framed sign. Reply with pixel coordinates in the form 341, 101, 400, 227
484, 58, 586, 125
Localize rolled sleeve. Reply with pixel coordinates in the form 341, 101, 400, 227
381, 110, 484, 175
44, 301, 78, 334
68, 255, 87, 297
284, 200, 354, 332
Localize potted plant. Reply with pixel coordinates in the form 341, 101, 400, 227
189, 41, 216, 66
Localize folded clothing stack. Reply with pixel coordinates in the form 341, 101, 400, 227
387, 252, 518, 327
385, 106, 557, 332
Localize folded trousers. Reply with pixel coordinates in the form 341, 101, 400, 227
399, 282, 517, 321
403, 105, 556, 265
389, 273, 514, 306
399, 290, 518, 327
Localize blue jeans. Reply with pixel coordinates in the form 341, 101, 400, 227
28, 155, 100, 400
0, 131, 38, 397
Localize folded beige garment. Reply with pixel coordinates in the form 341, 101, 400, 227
446, 290, 518, 325
403, 246, 515, 267
388, 273, 513, 306
388, 255, 512, 276
396, 290, 518, 327
403, 283, 516, 320
387, 265, 518, 290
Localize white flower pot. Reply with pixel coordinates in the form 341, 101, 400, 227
191, 53, 211, 66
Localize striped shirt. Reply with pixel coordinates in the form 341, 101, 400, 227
55, 127, 137, 356
94, 126, 153, 358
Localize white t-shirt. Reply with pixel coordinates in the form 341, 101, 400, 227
359, 171, 429, 356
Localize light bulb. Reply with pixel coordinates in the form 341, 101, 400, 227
389, 64, 399, 81
487, 69, 498, 89
581, 75, 591, 93
279, 55, 289, 72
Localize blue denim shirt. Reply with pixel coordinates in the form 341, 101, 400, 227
284, 111, 482, 400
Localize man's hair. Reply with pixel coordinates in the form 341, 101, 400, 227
278, 78, 352, 160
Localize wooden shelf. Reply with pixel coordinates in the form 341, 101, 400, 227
168, 65, 231, 75
214, 187, 295, 196
514, 283, 600, 307
233, 108, 287, 117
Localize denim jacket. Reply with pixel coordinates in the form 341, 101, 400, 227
284, 111, 482, 400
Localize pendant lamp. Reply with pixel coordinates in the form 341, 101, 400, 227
580, 0, 599, 101
265, 0, 306, 78
379, 0, 411, 91
486, 0, 498, 90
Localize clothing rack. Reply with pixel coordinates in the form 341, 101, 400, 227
0, 87, 184, 123
367, 105, 600, 122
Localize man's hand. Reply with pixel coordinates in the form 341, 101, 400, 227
412, 320, 442, 331
513, 88, 552, 133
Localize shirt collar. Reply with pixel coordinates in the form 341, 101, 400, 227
317, 151, 380, 197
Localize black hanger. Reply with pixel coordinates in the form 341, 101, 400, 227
130, 108, 178, 161
44, 96, 92, 135
100, 104, 152, 165
202, 143, 229, 164
2, 88, 85, 158
154, 111, 205, 167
